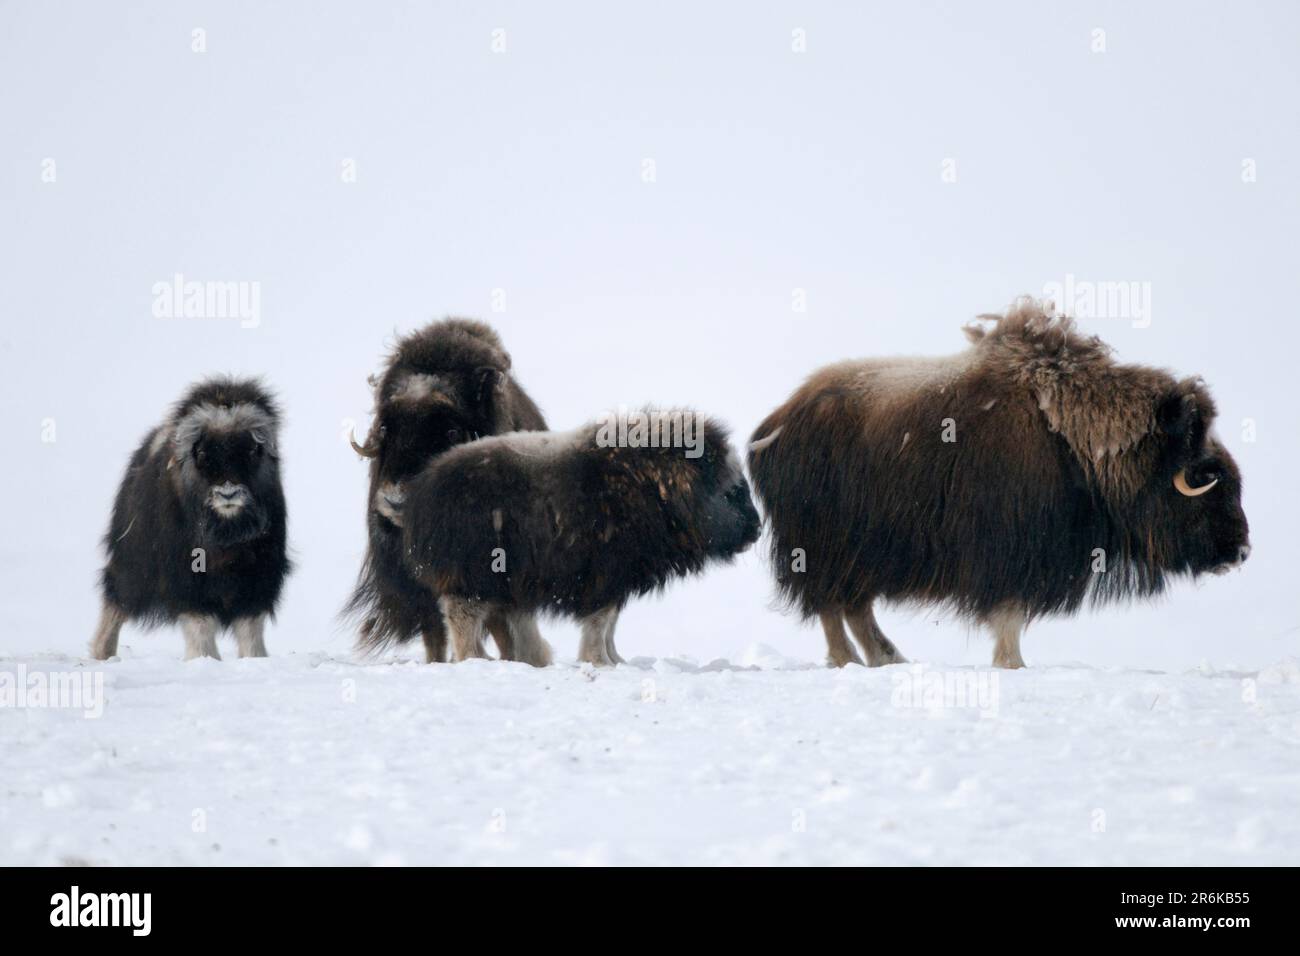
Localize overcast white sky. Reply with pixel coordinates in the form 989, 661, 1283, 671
2, 1, 1296, 669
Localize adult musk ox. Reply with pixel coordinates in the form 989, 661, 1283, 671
91, 377, 290, 661
345, 318, 552, 665
747, 299, 1250, 669
401, 409, 761, 665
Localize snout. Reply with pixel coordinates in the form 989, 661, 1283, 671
208, 482, 249, 517
727, 479, 763, 549
375, 483, 406, 527
1213, 541, 1251, 575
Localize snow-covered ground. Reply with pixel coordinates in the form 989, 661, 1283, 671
4, 647, 1298, 866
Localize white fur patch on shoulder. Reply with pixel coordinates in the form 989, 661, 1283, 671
172, 402, 278, 458
473, 426, 589, 460
850, 353, 973, 400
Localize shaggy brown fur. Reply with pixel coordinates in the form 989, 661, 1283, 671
343, 318, 550, 664
93, 378, 290, 661
748, 299, 1250, 668
402, 412, 761, 666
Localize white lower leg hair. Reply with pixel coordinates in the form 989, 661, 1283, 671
507, 612, 553, 667
578, 607, 618, 666
180, 613, 221, 661
233, 616, 268, 658
90, 600, 126, 661
601, 608, 624, 665
439, 596, 490, 662
845, 604, 906, 666
987, 603, 1027, 669
819, 612, 864, 668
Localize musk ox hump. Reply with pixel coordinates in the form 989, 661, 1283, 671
384, 317, 512, 384
972, 298, 1193, 501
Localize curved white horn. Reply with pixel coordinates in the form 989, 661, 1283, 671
349, 429, 377, 458
1173, 469, 1218, 497
749, 426, 783, 454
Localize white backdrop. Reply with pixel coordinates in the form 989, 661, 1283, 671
2, 1, 1296, 670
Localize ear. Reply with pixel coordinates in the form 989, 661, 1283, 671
1156, 377, 1214, 459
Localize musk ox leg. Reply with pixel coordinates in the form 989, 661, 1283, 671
439, 595, 490, 662
578, 607, 619, 667
819, 612, 864, 668
505, 612, 554, 668
90, 600, 127, 661
180, 613, 221, 661
986, 604, 1027, 669
421, 618, 448, 663
845, 604, 907, 666
485, 610, 514, 661
233, 616, 268, 658
601, 611, 625, 666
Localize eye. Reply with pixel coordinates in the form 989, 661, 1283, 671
250, 442, 264, 458
446, 428, 462, 444
379, 425, 388, 439
193, 443, 206, 464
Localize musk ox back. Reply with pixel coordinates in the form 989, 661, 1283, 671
402, 409, 761, 666
344, 318, 551, 664
747, 299, 1249, 669
91, 377, 290, 661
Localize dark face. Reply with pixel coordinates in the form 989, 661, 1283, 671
370, 395, 489, 529
375, 404, 480, 485
189, 429, 274, 546
694, 437, 762, 559
704, 478, 762, 558
1145, 385, 1250, 577
1159, 438, 1250, 576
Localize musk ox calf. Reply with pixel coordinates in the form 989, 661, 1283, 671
345, 318, 552, 665
91, 378, 290, 661
401, 410, 761, 665
748, 299, 1250, 669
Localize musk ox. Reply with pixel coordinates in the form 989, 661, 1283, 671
345, 318, 553, 665
400, 409, 761, 665
747, 299, 1250, 669
91, 377, 290, 661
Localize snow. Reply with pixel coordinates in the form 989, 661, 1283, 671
4, 647, 1298, 866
